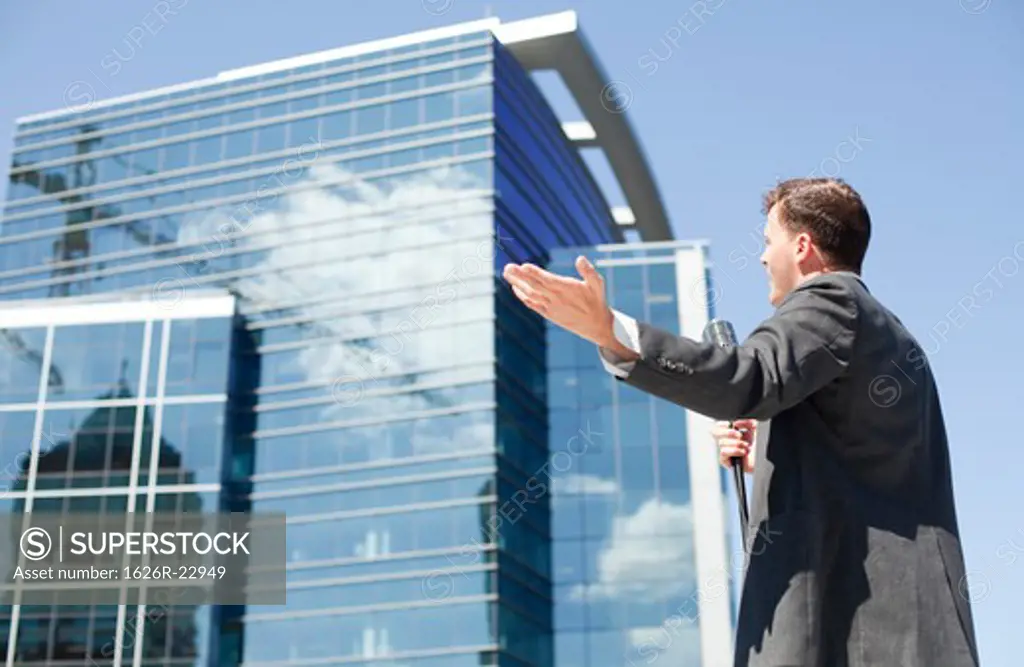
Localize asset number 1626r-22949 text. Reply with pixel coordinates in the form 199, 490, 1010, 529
122, 566, 227, 580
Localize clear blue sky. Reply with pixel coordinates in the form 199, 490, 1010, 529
1, 0, 1021, 663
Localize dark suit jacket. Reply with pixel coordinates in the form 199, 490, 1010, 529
614, 272, 979, 667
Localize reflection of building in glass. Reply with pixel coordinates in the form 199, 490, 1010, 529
0, 295, 252, 667
1, 10, 731, 667
2, 387, 202, 663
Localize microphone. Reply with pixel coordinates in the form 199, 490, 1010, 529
702, 318, 751, 531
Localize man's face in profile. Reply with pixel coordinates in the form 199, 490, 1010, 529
760, 205, 802, 307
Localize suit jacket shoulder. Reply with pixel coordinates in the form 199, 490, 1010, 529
619, 271, 863, 421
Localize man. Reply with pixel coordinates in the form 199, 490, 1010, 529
502, 178, 979, 666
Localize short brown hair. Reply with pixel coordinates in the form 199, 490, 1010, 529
762, 177, 871, 273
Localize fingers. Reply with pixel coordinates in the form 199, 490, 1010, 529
711, 420, 756, 442
505, 266, 552, 310
506, 263, 578, 294
711, 421, 733, 438
712, 418, 752, 470
720, 442, 753, 469
509, 285, 548, 315
716, 438, 751, 459
575, 255, 605, 293
712, 427, 750, 444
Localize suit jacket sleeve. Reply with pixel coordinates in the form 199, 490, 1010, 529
612, 274, 860, 421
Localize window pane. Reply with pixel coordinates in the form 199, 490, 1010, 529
0, 327, 47, 402
256, 123, 286, 153
224, 130, 254, 159
193, 135, 223, 165
356, 106, 386, 135
48, 322, 146, 402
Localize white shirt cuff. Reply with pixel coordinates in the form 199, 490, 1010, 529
597, 310, 641, 378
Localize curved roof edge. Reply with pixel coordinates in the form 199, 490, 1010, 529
494, 11, 674, 242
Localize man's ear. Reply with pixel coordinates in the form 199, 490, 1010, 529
794, 231, 814, 259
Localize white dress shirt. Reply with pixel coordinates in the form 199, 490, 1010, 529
597, 309, 643, 378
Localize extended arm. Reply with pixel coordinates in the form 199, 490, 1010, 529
600, 274, 859, 421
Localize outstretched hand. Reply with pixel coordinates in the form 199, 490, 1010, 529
503, 255, 621, 350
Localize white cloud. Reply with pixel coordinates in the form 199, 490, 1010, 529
572, 498, 696, 602
552, 473, 618, 496
626, 624, 702, 667
182, 159, 498, 436
406, 416, 494, 457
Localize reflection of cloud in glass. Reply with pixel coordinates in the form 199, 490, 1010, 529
410, 418, 494, 457
573, 499, 695, 602
628, 624, 702, 666
180, 160, 495, 428
552, 473, 617, 496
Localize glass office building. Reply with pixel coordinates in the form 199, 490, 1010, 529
0, 11, 731, 667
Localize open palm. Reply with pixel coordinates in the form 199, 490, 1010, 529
502, 255, 615, 348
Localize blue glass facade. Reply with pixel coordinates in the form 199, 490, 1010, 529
546, 243, 733, 667
0, 294, 252, 666
0, 17, 727, 667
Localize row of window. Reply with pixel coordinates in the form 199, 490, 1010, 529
553, 537, 700, 589
16, 35, 493, 139
273, 537, 548, 609
252, 452, 493, 494
279, 501, 545, 569
548, 403, 689, 452
0, 318, 233, 404
254, 319, 495, 395
284, 547, 497, 585
0, 306, 507, 410
251, 408, 550, 485
556, 589, 706, 633
250, 436, 691, 505
556, 627, 701, 667
248, 568, 549, 628
0, 402, 232, 493
250, 359, 494, 413
16, 58, 489, 162
552, 492, 696, 541
0, 161, 494, 294
5, 118, 491, 226
6, 116, 492, 226
257, 385, 492, 436
253, 292, 493, 349
242, 600, 548, 666
7, 604, 212, 663
11, 67, 489, 184
253, 469, 495, 518
0, 390, 692, 495
0, 491, 224, 515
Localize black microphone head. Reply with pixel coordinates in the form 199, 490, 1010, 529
703, 318, 738, 348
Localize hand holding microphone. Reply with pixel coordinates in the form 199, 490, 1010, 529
711, 419, 757, 473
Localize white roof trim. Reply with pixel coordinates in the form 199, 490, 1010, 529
0, 291, 235, 327
490, 10, 577, 43
16, 18, 500, 125
217, 18, 501, 82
